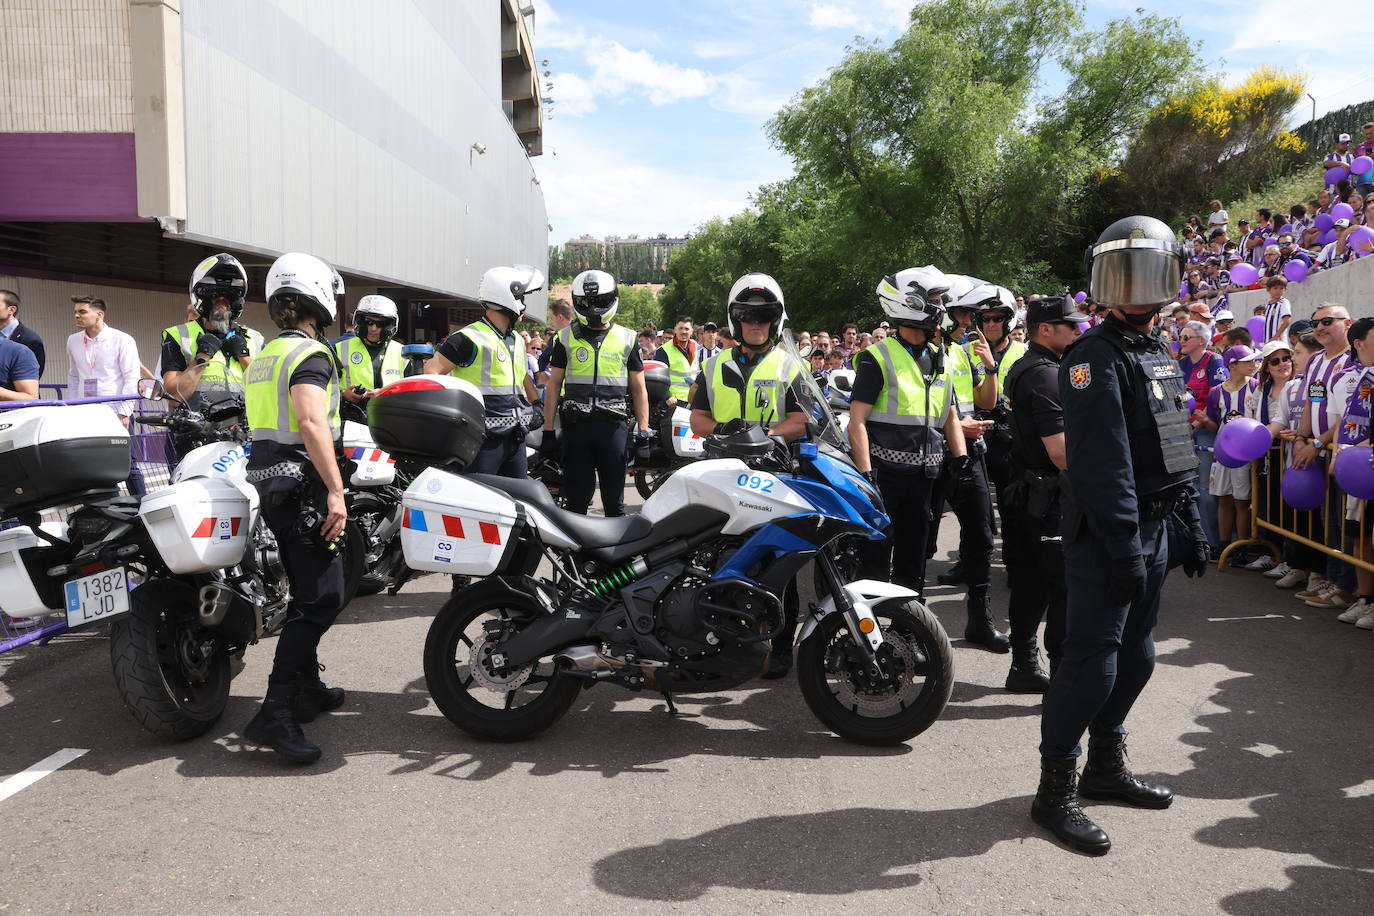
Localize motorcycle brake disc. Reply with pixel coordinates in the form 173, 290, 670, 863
832, 630, 919, 712
467, 630, 533, 694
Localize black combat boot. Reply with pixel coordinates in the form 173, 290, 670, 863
963, 589, 1010, 653
1031, 758, 1111, 855
293, 664, 346, 723
1005, 638, 1051, 693
243, 684, 322, 764
1078, 733, 1174, 809
936, 558, 966, 586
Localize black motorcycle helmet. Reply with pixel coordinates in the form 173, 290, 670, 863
1085, 215, 1186, 323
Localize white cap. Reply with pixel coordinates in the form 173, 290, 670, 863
1339, 133, 1352, 142
1214, 309, 1234, 321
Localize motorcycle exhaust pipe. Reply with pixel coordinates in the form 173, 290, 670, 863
198, 582, 235, 627
554, 644, 621, 672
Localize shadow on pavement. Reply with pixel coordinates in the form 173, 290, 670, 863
592, 801, 1032, 901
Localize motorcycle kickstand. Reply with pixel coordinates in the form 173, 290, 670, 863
660, 692, 697, 718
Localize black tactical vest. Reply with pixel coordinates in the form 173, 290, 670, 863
1006, 349, 1059, 474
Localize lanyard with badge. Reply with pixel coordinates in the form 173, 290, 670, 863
83, 335, 100, 397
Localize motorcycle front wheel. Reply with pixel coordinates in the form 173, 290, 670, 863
423, 584, 581, 741
797, 597, 953, 746
632, 466, 673, 500
109, 580, 230, 741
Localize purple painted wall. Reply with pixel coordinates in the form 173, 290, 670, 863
0, 132, 142, 221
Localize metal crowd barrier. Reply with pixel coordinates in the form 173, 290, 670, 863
1218, 442, 1374, 574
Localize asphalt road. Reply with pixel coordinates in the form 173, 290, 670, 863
2, 498, 1373, 914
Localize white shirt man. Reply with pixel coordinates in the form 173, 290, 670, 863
66, 296, 141, 423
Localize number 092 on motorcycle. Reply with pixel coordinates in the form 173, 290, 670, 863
64, 567, 130, 627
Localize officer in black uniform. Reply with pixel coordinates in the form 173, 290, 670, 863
1031, 216, 1212, 856
1001, 296, 1086, 694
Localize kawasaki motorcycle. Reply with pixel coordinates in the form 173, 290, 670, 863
383, 358, 955, 746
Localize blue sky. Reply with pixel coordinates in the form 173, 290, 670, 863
531, 0, 1374, 242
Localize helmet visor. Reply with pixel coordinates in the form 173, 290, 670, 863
731, 303, 782, 325
1090, 240, 1183, 307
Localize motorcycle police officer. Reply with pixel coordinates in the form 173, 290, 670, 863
689, 273, 808, 676
241, 253, 350, 764
334, 295, 405, 424
540, 270, 652, 516
426, 265, 544, 477
656, 315, 698, 407
848, 266, 970, 599
1001, 295, 1086, 694
162, 254, 264, 454
1032, 216, 1211, 855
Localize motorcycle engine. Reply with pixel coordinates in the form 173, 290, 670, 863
652, 539, 770, 682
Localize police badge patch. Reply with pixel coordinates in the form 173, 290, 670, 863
350, 352, 364, 364
1069, 363, 1091, 389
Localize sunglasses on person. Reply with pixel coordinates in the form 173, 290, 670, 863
1178, 334, 1197, 342
980, 314, 1008, 324
1315, 316, 1347, 327
1267, 354, 1293, 366
358, 316, 393, 328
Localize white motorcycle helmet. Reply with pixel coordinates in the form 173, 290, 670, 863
266, 253, 338, 329
478, 264, 546, 320
354, 295, 399, 343
964, 283, 1019, 332
877, 266, 951, 330
726, 273, 787, 346
571, 269, 619, 329
189, 253, 249, 320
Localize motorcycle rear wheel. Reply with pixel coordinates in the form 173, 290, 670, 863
797, 597, 953, 746
109, 583, 230, 741
423, 586, 581, 741
633, 467, 673, 500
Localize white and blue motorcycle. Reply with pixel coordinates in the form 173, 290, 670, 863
380, 373, 955, 746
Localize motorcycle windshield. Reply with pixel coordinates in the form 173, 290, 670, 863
779, 330, 848, 454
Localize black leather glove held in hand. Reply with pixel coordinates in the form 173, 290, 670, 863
714, 419, 745, 436
539, 428, 559, 457
1108, 554, 1148, 606
220, 330, 250, 359
196, 331, 224, 359
634, 431, 652, 462
1183, 526, 1212, 578
947, 454, 974, 501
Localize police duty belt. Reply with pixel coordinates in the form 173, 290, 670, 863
871, 444, 944, 467
246, 461, 307, 484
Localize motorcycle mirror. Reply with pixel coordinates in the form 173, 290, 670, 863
137, 378, 165, 401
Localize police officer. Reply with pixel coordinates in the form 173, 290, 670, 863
1032, 216, 1211, 855
241, 253, 349, 764
655, 315, 698, 406
334, 295, 405, 424
540, 270, 651, 516
689, 273, 808, 676
1001, 296, 1086, 694
848, 266, 970, 598
162, 254, 264, 452
922, 280, 1010, 651
426, 265, 544, 477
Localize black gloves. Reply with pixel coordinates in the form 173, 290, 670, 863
714, 419, 745, 436
221, 330, 250, 359
1183, 525, 1212, 578
1108, 554, 1148, 606
634, 430, 652, 462
196, 331, 224, 360
539, 429, 559, 457
861, 469, 879, 486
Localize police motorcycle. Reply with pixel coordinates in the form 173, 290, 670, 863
631, 358, 707, 499
369, 350, 954, 745
342, 420, 406, 595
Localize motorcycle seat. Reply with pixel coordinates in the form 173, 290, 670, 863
466, 474, 654, 549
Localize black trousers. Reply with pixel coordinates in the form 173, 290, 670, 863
561, 420, 628, 517
1003, 499, 1066, 663
860, 469, 939, 594
257, 481, 347, 688
1040, 516, 1167, 760
469, 428, 528, 478
928, 455, 995, 593
984, 436, 1016, 566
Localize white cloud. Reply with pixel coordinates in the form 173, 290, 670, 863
593, 42, 716, 106
1225, 2, 1327, 54
552, 71, 597, 117
806, 1, 911, 34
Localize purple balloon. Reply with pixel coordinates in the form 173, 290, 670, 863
1281, 463, 1326, 511
1319, 229, 1338, 246
1326, 165, 1350, 186
1333, 202, 1355, 221
1247, 315, 1266, 342
1185, 390, 1197, 414
1213, 436, 1247, 469
1074, 291, 1087, 303
1217, 417, 1273, 463
1279, 223, 1295, 236
1354, 155, 1374, 174
1283, 259, 1309, 283
1266, 238, 1282, 247
1316, 213, 1335, 232
1349, 226, 1374, 254
1229, 262, 1259, 285
1074, 321, 1090, 333
1334, 445, 1374, 499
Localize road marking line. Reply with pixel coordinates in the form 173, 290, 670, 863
0, 748, 88, 803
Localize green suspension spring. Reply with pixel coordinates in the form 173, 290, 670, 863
589, 559, 647, 596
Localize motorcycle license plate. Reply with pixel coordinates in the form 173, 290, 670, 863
63, 567, 130, 628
